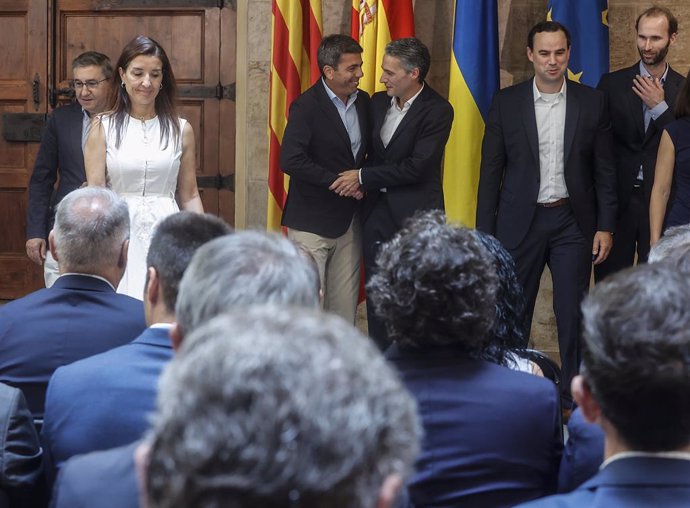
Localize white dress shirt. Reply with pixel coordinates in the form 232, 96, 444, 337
534, 79, 568, 204
322, 78, 361, 159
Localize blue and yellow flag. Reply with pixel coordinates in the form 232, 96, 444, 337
443, 0, 499, 227
547, 0, 609, 87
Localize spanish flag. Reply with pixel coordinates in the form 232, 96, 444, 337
351, 0, 415, 95
547, 0, 609, 87
267, 0, 323, 231
443, 0, 499, 227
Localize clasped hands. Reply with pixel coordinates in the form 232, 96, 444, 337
329, 169, 364, 200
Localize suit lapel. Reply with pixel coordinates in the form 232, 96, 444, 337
69, 102, 85, 164
315, 82, 355, 163
624, 64, 646, 141
521, 80, 540, 166
385, 85, 428, 148
372, 93, 389, 153
564, 81, 579, 165
354, 94, 368, 163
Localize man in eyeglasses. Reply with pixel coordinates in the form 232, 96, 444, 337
26, 51, 114, 287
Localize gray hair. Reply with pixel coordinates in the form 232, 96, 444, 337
648, 224, 690, 263
175, 231, 320, 336
52, 187, 129, 273
147, 307, 421, 508
385, 37, 431, 82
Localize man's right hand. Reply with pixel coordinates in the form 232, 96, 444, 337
26, 238, 46, 265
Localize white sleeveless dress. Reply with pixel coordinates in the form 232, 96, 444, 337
101, 114, 186, 299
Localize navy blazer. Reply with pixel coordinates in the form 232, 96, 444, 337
477, 78, 617, 249
42, 327, 173, 481
0, 275, 146, 417
0, 383, 45, 508
50, 441, 140, 508
361, 84, 453, 231
558, 406, 604, 492
280, 80, 370, 238
597, 62, 684, 211
27, 102, 86, 240
386, 345, 562, 507
519, 456, 690, 507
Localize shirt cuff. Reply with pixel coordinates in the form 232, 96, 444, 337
358, 168, 362, 185
649, 100, 668, 120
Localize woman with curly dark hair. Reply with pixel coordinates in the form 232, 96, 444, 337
369, 210, 561, 507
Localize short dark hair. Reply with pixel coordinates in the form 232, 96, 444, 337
636, 6, 678, 38
384, 37, 431, 83
317, 34, 362, 77
527, 21, 571, 50
581, 263, 690, 451
368, 210, 497, 353
146, 212, 232, 312
72, 51, 113, 80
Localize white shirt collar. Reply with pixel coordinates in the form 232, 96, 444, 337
533, 77, 567, 103
601, 450, 690, 471
390, 83, 425, 111
639, 61, 669, 84
59, 272, 116, 291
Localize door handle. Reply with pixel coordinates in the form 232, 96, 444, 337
32, 74, 40, 111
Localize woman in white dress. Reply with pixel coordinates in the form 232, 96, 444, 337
85, 35, 203, 299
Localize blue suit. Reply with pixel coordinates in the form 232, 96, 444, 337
386, 345, 562, 507
518, 456, 690, 507
42, 327, 173, 481
50, 441, 140, 508
0, 275, 146, 417
558, 406, 604, 492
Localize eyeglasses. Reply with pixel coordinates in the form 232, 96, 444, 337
68, 78, 108, 90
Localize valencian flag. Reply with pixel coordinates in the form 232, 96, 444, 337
267, 0, 323, 231
351, 0, 415, 95
443, 0, 499, 227
547, 0, 609, 87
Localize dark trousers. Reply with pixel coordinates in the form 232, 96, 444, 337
508, 205, 590, 405
362, 195, 398, 351
593, 186, 648, 282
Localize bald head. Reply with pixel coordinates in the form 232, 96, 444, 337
51, 187, 129, 275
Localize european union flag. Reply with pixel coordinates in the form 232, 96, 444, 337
547, 0, 609, 87
443, 0, 499, 227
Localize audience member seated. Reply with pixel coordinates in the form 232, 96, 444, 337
145, 307, 420, 507
369, 211, 562, 507
471, 230, 542, 375
559, 227, 690, 492
0, 383, 44, 508
41, 212, 231, 481
519, 263, 690, 507
0, 188, 145, 417
50, 231, 321, 507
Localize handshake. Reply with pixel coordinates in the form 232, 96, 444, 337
329, 169, 364, 200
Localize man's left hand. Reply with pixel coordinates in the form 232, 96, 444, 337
592, 231, 613, 265
329, 170, 361, 197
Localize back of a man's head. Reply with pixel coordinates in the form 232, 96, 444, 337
145, 212, 232, 312
648, 224, 690, 265
51, 187, 129, 275
175, 231, 320, 336
146, 307, 420, 508
580, 263, 690, 451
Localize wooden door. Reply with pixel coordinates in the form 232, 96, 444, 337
0, 0, 47, 298
0, 0, 235, 299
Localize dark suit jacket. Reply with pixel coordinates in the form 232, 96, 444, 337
50, 441, 139, 508
558, 406, 605, 492
361, 84, 453, 231
0, 383, 45, 508
0, 275, 146, 417
41, 327, 172, 481
386, 345, 562, 507
476, 78, 617, 249
518, 456, 690, 507
280, 80, 369, 238
27, 102, 86, 240
597, 63, 684, 212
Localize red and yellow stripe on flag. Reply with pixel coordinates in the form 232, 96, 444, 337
351, 0, 414, 95
267, 0, 323, 231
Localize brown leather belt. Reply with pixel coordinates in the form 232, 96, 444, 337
537, 197, 569, 208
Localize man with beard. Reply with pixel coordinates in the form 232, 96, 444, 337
593, 6, 684, 282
